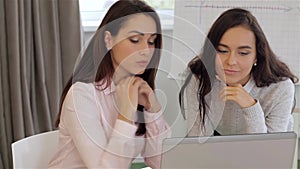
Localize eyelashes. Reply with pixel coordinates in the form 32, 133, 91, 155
217, 49, 228, 54
129, 38, 156, 45
217, 49, 250, 56
129, 39, 139, 43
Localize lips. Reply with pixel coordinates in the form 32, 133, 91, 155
136, 61, 149, 67
224, 69, 238, 75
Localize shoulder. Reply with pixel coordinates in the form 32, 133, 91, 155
64, 82, 97, 102
68, 82, 97, 95
254, 78, 295, 98
71, 82, 95, 91
62, 82, 102, 117
268, 78, 294, 92
60, 82, 99, 123
185, 74, 199, 93
187, 73, 199, 86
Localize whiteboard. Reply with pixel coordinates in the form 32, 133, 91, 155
170, 0, 300, 83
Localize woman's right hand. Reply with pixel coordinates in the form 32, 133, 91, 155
115, 76, 144, 124
219, 84, 256, 108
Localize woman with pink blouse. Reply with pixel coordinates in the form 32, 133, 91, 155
47, 1, 171, 168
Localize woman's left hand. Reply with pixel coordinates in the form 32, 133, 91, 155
138, 79, 161, 113
219, 84, 256, 108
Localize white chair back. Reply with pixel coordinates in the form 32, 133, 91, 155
11, 130, 59, 169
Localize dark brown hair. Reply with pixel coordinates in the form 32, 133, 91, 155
179, 8, 298, 129
55, 0, 162, 136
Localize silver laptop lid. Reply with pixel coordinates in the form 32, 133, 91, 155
161, 132, 297, 169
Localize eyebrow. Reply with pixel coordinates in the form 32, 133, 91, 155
127, 30, 157, 37
218, 43, 253, 49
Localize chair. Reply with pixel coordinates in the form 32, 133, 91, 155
11, 130, 59, 169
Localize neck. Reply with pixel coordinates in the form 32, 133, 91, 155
112, 68, 133, 84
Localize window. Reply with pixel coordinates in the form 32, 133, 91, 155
143, 0, 174, 9
79, 0, 174, 32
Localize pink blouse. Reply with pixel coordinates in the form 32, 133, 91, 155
47, 82, 171, 169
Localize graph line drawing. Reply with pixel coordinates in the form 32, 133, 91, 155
184, 3, 293, 24
184, 4, 293, 12
184, 4, 292, 12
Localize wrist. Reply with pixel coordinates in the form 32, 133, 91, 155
242, 99, 257, 108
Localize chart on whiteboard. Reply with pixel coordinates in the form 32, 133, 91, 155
171, 0, 300, 82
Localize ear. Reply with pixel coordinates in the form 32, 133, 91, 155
104, 31, 113, 50
254, 58, 257, 65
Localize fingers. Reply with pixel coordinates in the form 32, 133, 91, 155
118, 76, 142, 88
136, 79, 152, 109
219, 84, 245, 103
220, 85, 240, 100
135, 78, 161, 113
219, 84, 256, 108
117, 76, 160, 113
138, 82, 152, 95
131, 77, 145, 90
117, 76, 145, 97
115, 76, 143, 121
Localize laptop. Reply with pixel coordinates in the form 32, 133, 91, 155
161, 132, 297, 169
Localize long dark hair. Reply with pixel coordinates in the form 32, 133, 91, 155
179, 8, 298, 129
55, 0, 162, 136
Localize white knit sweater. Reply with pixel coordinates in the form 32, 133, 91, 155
185, 75, 295, 136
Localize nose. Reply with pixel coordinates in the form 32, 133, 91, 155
226, 51, 237, 65
139, 41, 152, 56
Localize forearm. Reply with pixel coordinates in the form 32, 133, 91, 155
242, 100, 267, 133
100, 120, 138, 168
142, 110, 171, 169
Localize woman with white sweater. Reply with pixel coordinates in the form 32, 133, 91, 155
179, 8, 298, 136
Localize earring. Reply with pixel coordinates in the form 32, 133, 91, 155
254, 63, 257, 66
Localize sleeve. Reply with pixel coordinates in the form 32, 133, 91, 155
242, 100, 267, 133
61, 82, 137, 168
264, 80, 295, 132
242, 79, 295, 133
142, 110, 171, 169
